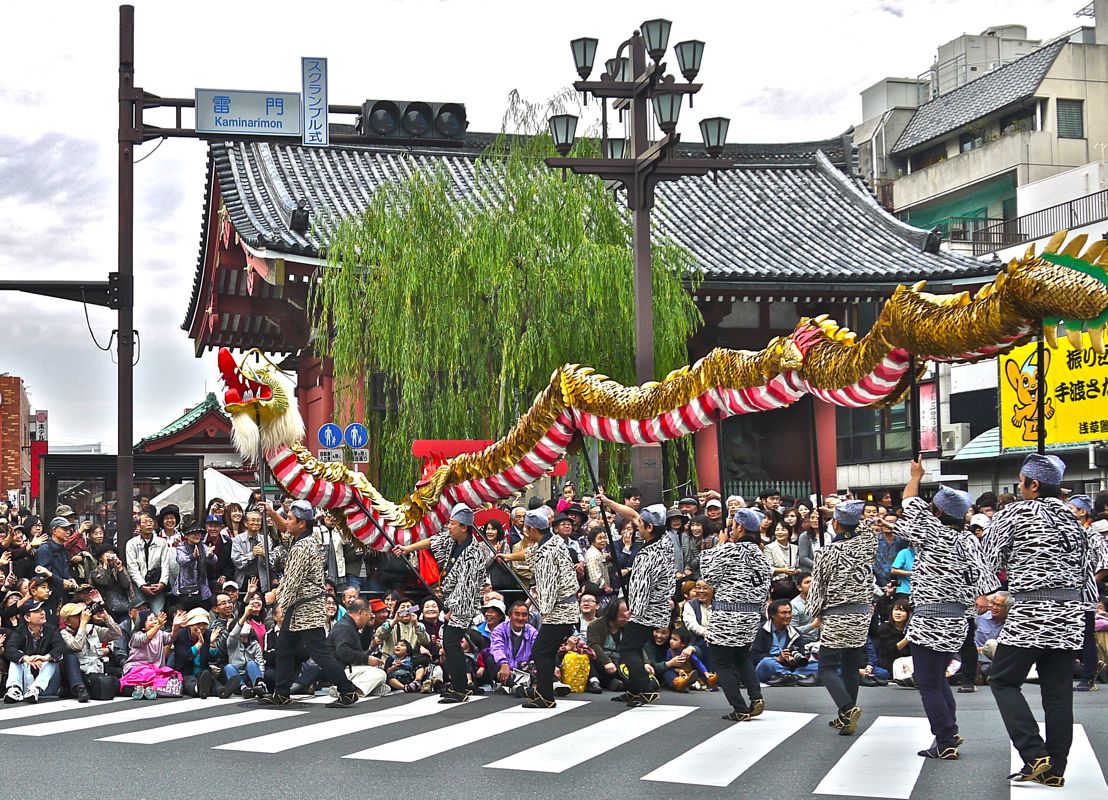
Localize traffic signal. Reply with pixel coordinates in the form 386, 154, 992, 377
358, 100, 468, 140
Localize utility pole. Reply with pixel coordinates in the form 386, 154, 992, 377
117, 4, 137, 553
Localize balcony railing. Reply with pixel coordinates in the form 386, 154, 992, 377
972, 189, 1108, 256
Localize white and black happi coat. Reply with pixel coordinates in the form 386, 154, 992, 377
700, 540, 771, 647
981, 498, 1088, 650
525, 532, 581, 626
429, 531, 489, 630
628, 536, 676, 629
900, 497, 1000, 652
806, 522, 879, 649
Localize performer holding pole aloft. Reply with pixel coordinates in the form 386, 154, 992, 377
806, 500, 876, 736
899, 460, 999, 760
981, 454, 1090, 787
496, 509, 581, 708
701, 507, 772, 722
617, 504, 675, 708
393, 503, 487, 704
260, 501, 361, 707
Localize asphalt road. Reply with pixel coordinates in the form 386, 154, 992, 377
1, 682, 1105, 800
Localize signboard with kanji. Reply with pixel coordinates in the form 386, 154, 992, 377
999, 333, 1108, 450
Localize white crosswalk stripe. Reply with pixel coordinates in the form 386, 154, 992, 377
0, 697, 241, 737
97, 708, 308, 744
0, 697, 127, 726
1010, 723, 1108, 798
641, 710, 817, 787
214, 694, 475, 754
484, 703, 695, 773
814, 715, 934, 799
345, 699, 588, 762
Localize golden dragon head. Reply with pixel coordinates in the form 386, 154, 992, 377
217, 347, 305, 461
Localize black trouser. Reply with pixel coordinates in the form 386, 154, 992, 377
442, 625, 469, 693
911, 643, 958, 747
275, 626, 356, 696
990, 643, 1076, 775
957, 617, 977, 687
1080, 610, 1097, 682
709, 643, 760, 714
532, 622, 575, 701
618, 621, 654, 694
818, 645, 867, 712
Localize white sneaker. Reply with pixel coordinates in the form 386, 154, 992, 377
4, 686, 22, 704
24, 687, 40, 704
494, 684, 513, 696
327, 686, 339, 699
553, 681, 572, 697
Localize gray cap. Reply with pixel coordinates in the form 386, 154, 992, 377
523, 509, 550, 530
289, 500, 315, 521
640, 503, 667, 528
1020, 453, 1065, 486
834, 500, 865, 526
933, 486, 972, 520
49, 516, 76, 530
449, 503, 475, 527
734, 507, 764, 532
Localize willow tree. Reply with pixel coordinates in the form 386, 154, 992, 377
313, 98, 703, 497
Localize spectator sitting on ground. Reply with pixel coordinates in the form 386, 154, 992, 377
682, 579, 713, 662
4, 600, 66, 703
384, 639, 423, 692
974, 591, 1012, 681
59, 601, 122, 702
751, 598, 818, 685
489, 601, 538, 697
876, 599, 914, 686
476, 597, 506, 640
664, 628, 714, 692
790, 573, 820, 639
171, 607, 224, 698
223, 593, 268, 699
120, 609, 181, 700
328, 598, 387, 698
377, 598, 430, 653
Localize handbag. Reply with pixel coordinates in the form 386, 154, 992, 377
417, 549, 441, 585
156, 675, 183, 698
86, 673, 121, 700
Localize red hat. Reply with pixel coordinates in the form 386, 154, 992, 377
369, 599, 387, 612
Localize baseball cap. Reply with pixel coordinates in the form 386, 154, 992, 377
705, 499, 722, 510
24, 601, 46, 614
222, 581, 240, 591
481, 598, 507, 615
59, 602, 86, 619
206, 513, 224, 524
49, 516, 76, 530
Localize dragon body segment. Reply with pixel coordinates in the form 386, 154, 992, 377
218, 233, 1108, 552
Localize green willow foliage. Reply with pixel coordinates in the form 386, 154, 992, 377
313, 101, 703, 498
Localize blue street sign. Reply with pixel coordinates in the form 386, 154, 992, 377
344, 422, 369, 448
318, 423, 343, 449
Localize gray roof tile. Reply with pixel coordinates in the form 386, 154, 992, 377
891, 40, 1065, 155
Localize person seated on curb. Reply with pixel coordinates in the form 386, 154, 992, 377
222, 592, 269, 699
328, 598, 387, 698
376, 599, 430, 654
4, 600, 66, 703
751, 599, 819, 685
489, 600, 539, 697
171, 607, 224, 698
59, 601, 122, 702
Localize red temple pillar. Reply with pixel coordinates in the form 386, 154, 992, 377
694, 424, 721, 492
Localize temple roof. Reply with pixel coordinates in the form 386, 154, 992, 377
135, 392, 227, 450
183, 132, 997, 337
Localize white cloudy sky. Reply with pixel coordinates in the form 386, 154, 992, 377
0, 0, 1079, 450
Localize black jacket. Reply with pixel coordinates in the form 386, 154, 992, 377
4, 622, 67, 663
750, 621, 810, 665
329, 614, 371, 668
171, 628, 213, 676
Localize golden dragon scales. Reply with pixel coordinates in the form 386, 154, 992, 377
217, 232, 1108, 551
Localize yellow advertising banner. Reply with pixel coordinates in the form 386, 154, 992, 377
999, 333, 1108, 450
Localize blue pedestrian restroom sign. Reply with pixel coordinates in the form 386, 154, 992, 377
318, 423, 342, 449
344, 423, 369, 448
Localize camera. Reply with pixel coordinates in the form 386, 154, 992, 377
88, 601, 105, 616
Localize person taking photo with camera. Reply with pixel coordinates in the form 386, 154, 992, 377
59, 601, 122, 702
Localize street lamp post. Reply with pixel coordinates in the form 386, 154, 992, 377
547, 20, 733, 502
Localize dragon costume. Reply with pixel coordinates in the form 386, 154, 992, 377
217, 231, 1108, 552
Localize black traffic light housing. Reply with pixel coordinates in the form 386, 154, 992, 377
358, 100, 468, 140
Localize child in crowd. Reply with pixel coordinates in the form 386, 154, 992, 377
384, 639, 423, 692
666, 628, 713, 691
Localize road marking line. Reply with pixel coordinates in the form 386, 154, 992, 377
345, 699, 588, 762
642, 710, 817, 786
1010, 724, 1108, 799
214, 694, 482, 754
97, 708, 307, 744
0, 697, 127, 725
0, 697, 241, 737
813, 715, 934, 799
485, 704, 695, 773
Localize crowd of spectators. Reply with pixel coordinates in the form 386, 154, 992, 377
1, 481, 1106, 707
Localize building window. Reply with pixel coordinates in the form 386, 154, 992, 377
836, 401, 914, 465
959, 130, 985, 153
999, 107, 1036, 135
911, 143, 947, 171
1057, 99, 1084, 139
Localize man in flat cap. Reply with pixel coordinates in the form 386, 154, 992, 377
981, 454, 1091, 786
497, 508, 580, 708
261, 500, 360, 707
395, 503, 488, 704
900, 460, 998, 759
618, 503, 675, 707
806, 498, 878, 735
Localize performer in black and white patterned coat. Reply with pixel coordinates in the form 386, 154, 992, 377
701, 506, 772, 722
395, 503, 488, 704
498, 509, 581, 708
981, 454, 1090, 786
619, 503, 675, 708
900, 461, 1000, 760
806, 499, 876, 736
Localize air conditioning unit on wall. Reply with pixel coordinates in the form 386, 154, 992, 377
941, 422, 971, 454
